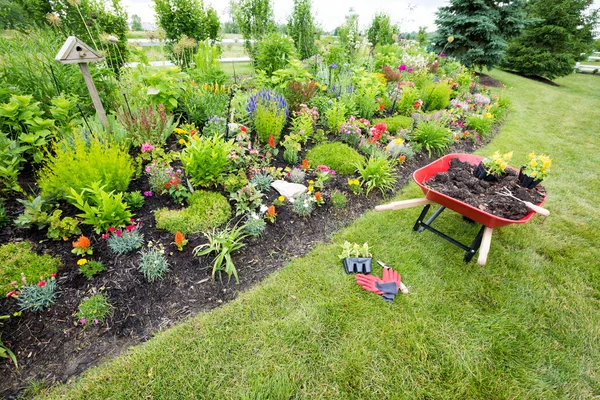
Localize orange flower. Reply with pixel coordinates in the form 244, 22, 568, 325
267, 206, 276, 217
301, 159, 309, 170
268, 134, 276, 148
175, 231, 185, 247
72, 235, 90, 250
399, 155, 406, 164
314, 192, 322, 201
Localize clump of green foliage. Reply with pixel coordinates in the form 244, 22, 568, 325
396, 86, 420, 116
293, 193, 315, 217
139, 244, 170, 282
330, 190, 348, 209
306, 142, 365, 175
244, 213, 266, 237
181, 135, 233, 187
46, 210, 81, 240
107, 229, 145, 255
155, 190, 231, 235
254, 32, 297, 76
0, 242, 60, 295
373, 116, 414, 134
77, 294, 111, 326
422, 82, 452, 111
38, 133, 134, 200
193, 223, 247, 283
79, 260, 105, 280
124, 191, 145, 211
412, 120, 452, 156
355, 156, 397, 195
325, 101, 346, 134
18, 278, 57, 312
466, 114, 495, 137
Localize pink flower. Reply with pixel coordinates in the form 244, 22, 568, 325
9, 281, 17, 287
108, 227, 116, 232
115, 229, 123, 237
37, 280, 46, 287
316, 165, 330, 172
143, 191, 153, 197
141, 142, 155, 153
408, 68, 413, 73
51, 273, 56, 278
101, 233, 109, 240
6, 290, 17, 297
80, 318, 86, 325
94, 319, 99, 325
130, 218, 136, 222
398, 64, 407, 71
126, 225, 136, 231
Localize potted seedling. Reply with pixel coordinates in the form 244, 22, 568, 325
474, 151, 513, 181
518, 152, 551, 189
339, 241, 373, 274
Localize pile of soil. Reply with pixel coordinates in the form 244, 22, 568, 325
426, 158, 546, 220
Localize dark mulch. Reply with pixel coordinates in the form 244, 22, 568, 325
475, 72, 504, 88
426, 158, 546, 220
502, 70, 560, 87
0, 126, 501, 398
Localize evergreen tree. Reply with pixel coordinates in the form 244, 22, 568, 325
130, 14, 142, 31
434, 0, 526, 70
287, 0, 317, 59
366, 12, 397, 48
503, 0, 599, 80
235, 0, 274, 56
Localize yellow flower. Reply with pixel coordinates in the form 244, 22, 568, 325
542, 159, 551, 169
528, 152, 535, 159
308, 186, 314, 193
500, 162, 507, 170
503, 152, 513, 160
447, 36, 455, 43
179, 138, 186, 145
530, 160, 537, 167
308, 180, 314, 185
394, 138, 404, 145
278, 196, 285, 202
174, 128, 185, 134
530, 170, 537, 177
77, 259, 87, 266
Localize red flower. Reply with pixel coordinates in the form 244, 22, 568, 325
301, 159, 309, 170
314, 192, 322, 201
126, 225, 136, 231
379, 103, 385, 111
115, 229, 123, 237
108, 227, 116, 233
101, 233, 109, 240
51, 273, 57, 278
6, 290, 17, 297
190, 129, 197, 137
130, 218, 136, 222
268, 134, 276, 148
240, 125, 247, 133
37, 281, 46, 287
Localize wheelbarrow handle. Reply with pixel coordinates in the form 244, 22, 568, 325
523, 201, 550, 217
375, 198, 433, 212
477, 227, 494, 266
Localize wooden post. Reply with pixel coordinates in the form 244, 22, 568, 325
79, 63, 109, 130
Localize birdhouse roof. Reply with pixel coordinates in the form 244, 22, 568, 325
55, 36, 105, 64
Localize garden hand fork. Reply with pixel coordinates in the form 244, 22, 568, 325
498, 188, 550, 217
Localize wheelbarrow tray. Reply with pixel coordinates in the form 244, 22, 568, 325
412, 153, 547, 229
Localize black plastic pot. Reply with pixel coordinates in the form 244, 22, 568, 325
343, 257, 372, 274
473, 161, 497, 181
518, 167, 543, 189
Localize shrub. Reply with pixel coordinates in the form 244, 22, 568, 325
244, 213, 267, 237
306, 143, 365, 175
38, 133, 134, 201
293, 193, 315, 217
247, 89, 288, 144
330, 190, 348, 209
0, 131, 25, 195
14, 196, 51, 230
373, 116, 414, 134
79, 260, 105, 280
0, 242, 60, 295
325, 100, 346, 134
421, 82, 451, 111
46, 210, 81, 241
181, 135, 233, 187
115, 104, 178, 147
182, 83, 230, 127
230, 184, 264, 216
68, 183, 133, 234
412, 120, 452, 156
466, 114, 495, 137
396, 86, 420, 116
155, 190, 231, 235
288, 168, 306, 183
17, 277, 57, 312
202, 116, 227, 137
77, 294, 111, 326
193, 223, 247, 282
124, 191, 145, 211
285, 79, 319, 113
254, 33, 297, 76
107, 228, 145, 255
250, 172, 273, 192
356, 156, 397, 195
139, 244, 170, 282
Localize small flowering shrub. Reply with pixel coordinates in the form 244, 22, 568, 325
465, 114, 494, 137
145, 162, 190, 204
0, 242, 60, 295
244, 213, 267, 237
372, 116, 414, 134
288, 168, 306, 184
306, 142, 365, 175
247, 89, 288, 144
202, 116, 227, 137
72, 235, 93, 256
396, 85, 420, 116
293, 193, 315, 217
356, 156, 397, 196
250, 172, 273, 193
183, 83, 230, 126
17, 276, 57, 312
522, 153, 552, 180
265, 205, 277, 223
339, 117, 364, 147
106, 225, 144, 255
77, 294, 111, 326
229, 184, 264, 216
155, 190, 231, 235
181, 135, 233, 187
483, 151, 513, 176
314, 165, 336, 190
79, 260, 105, 280
286, 79, 319, 112
290, 105, 318, 144
115, 104, 178, 146
139, 243, 170, 282
347, 178, 363, 195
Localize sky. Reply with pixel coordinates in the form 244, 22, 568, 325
121, 0, 449, 32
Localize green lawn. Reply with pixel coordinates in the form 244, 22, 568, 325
39, 71, 600, 399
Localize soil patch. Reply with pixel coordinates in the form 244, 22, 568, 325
503, 70, 560, 87
475, 72, 504, 88
426, 158, 546, 220
0, 132, 497, 398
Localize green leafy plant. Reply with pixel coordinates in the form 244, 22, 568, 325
155, 190, 232, 235
0, 242, 60, 295
79, 260, 105, 280
244, 213, 267, 237
229, 184, 264, 216
38, 133, 134, 201
250, 172, 273, 192
483, 151, 513, 176
465, 114, 495, 137
139, 243, 170, 282
107, 227, 144, 255
522, 152, 552, 180
306, 142, 365, 175
282, 134, 302, 164
421, 82, 452, 111
254, 32, 297, 76
293, 193, 315, 217
122, 66, 189, 112
124, 191, 145, 211
190, 40, 228, 85
46, 210, 81, 241
325, 101, 346, 134
77, 294, 111, 326
115, 104, 178, 147
338, 241, 372, 259
14, 196, 51, 230
412, 121, 452, 156
67, 182, 133, 234
193, 223, 247, 283
330, 190, 348, 209
355, 156, 397, 195
373, 116, 414, 134
0, 315, 17, 368
18, 277, 57, 312
182, 83, 230, 127
0, 201, 9, 229
0, 131, 25, 195
248, 90, 288, 144
396, 86, 420, 116
181, 135, 233, 187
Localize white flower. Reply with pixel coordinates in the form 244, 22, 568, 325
259, 204, 268, 214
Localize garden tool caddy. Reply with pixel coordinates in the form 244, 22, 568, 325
375, 154, 548, 265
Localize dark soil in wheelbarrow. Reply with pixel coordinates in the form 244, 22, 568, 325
426, 158, 547, 220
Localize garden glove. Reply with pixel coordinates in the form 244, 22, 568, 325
355, 274, 384, 295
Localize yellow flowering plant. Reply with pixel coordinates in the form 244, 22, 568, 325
483, 151, 513, 176
347, 178, 362, 195
522, 153, 551, 180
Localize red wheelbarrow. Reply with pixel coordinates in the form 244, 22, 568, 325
375, 153, 549, 265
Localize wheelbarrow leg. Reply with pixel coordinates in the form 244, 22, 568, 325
477, 227, 494, 266
464, 225, 486, 262
413, 205, 431, 231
